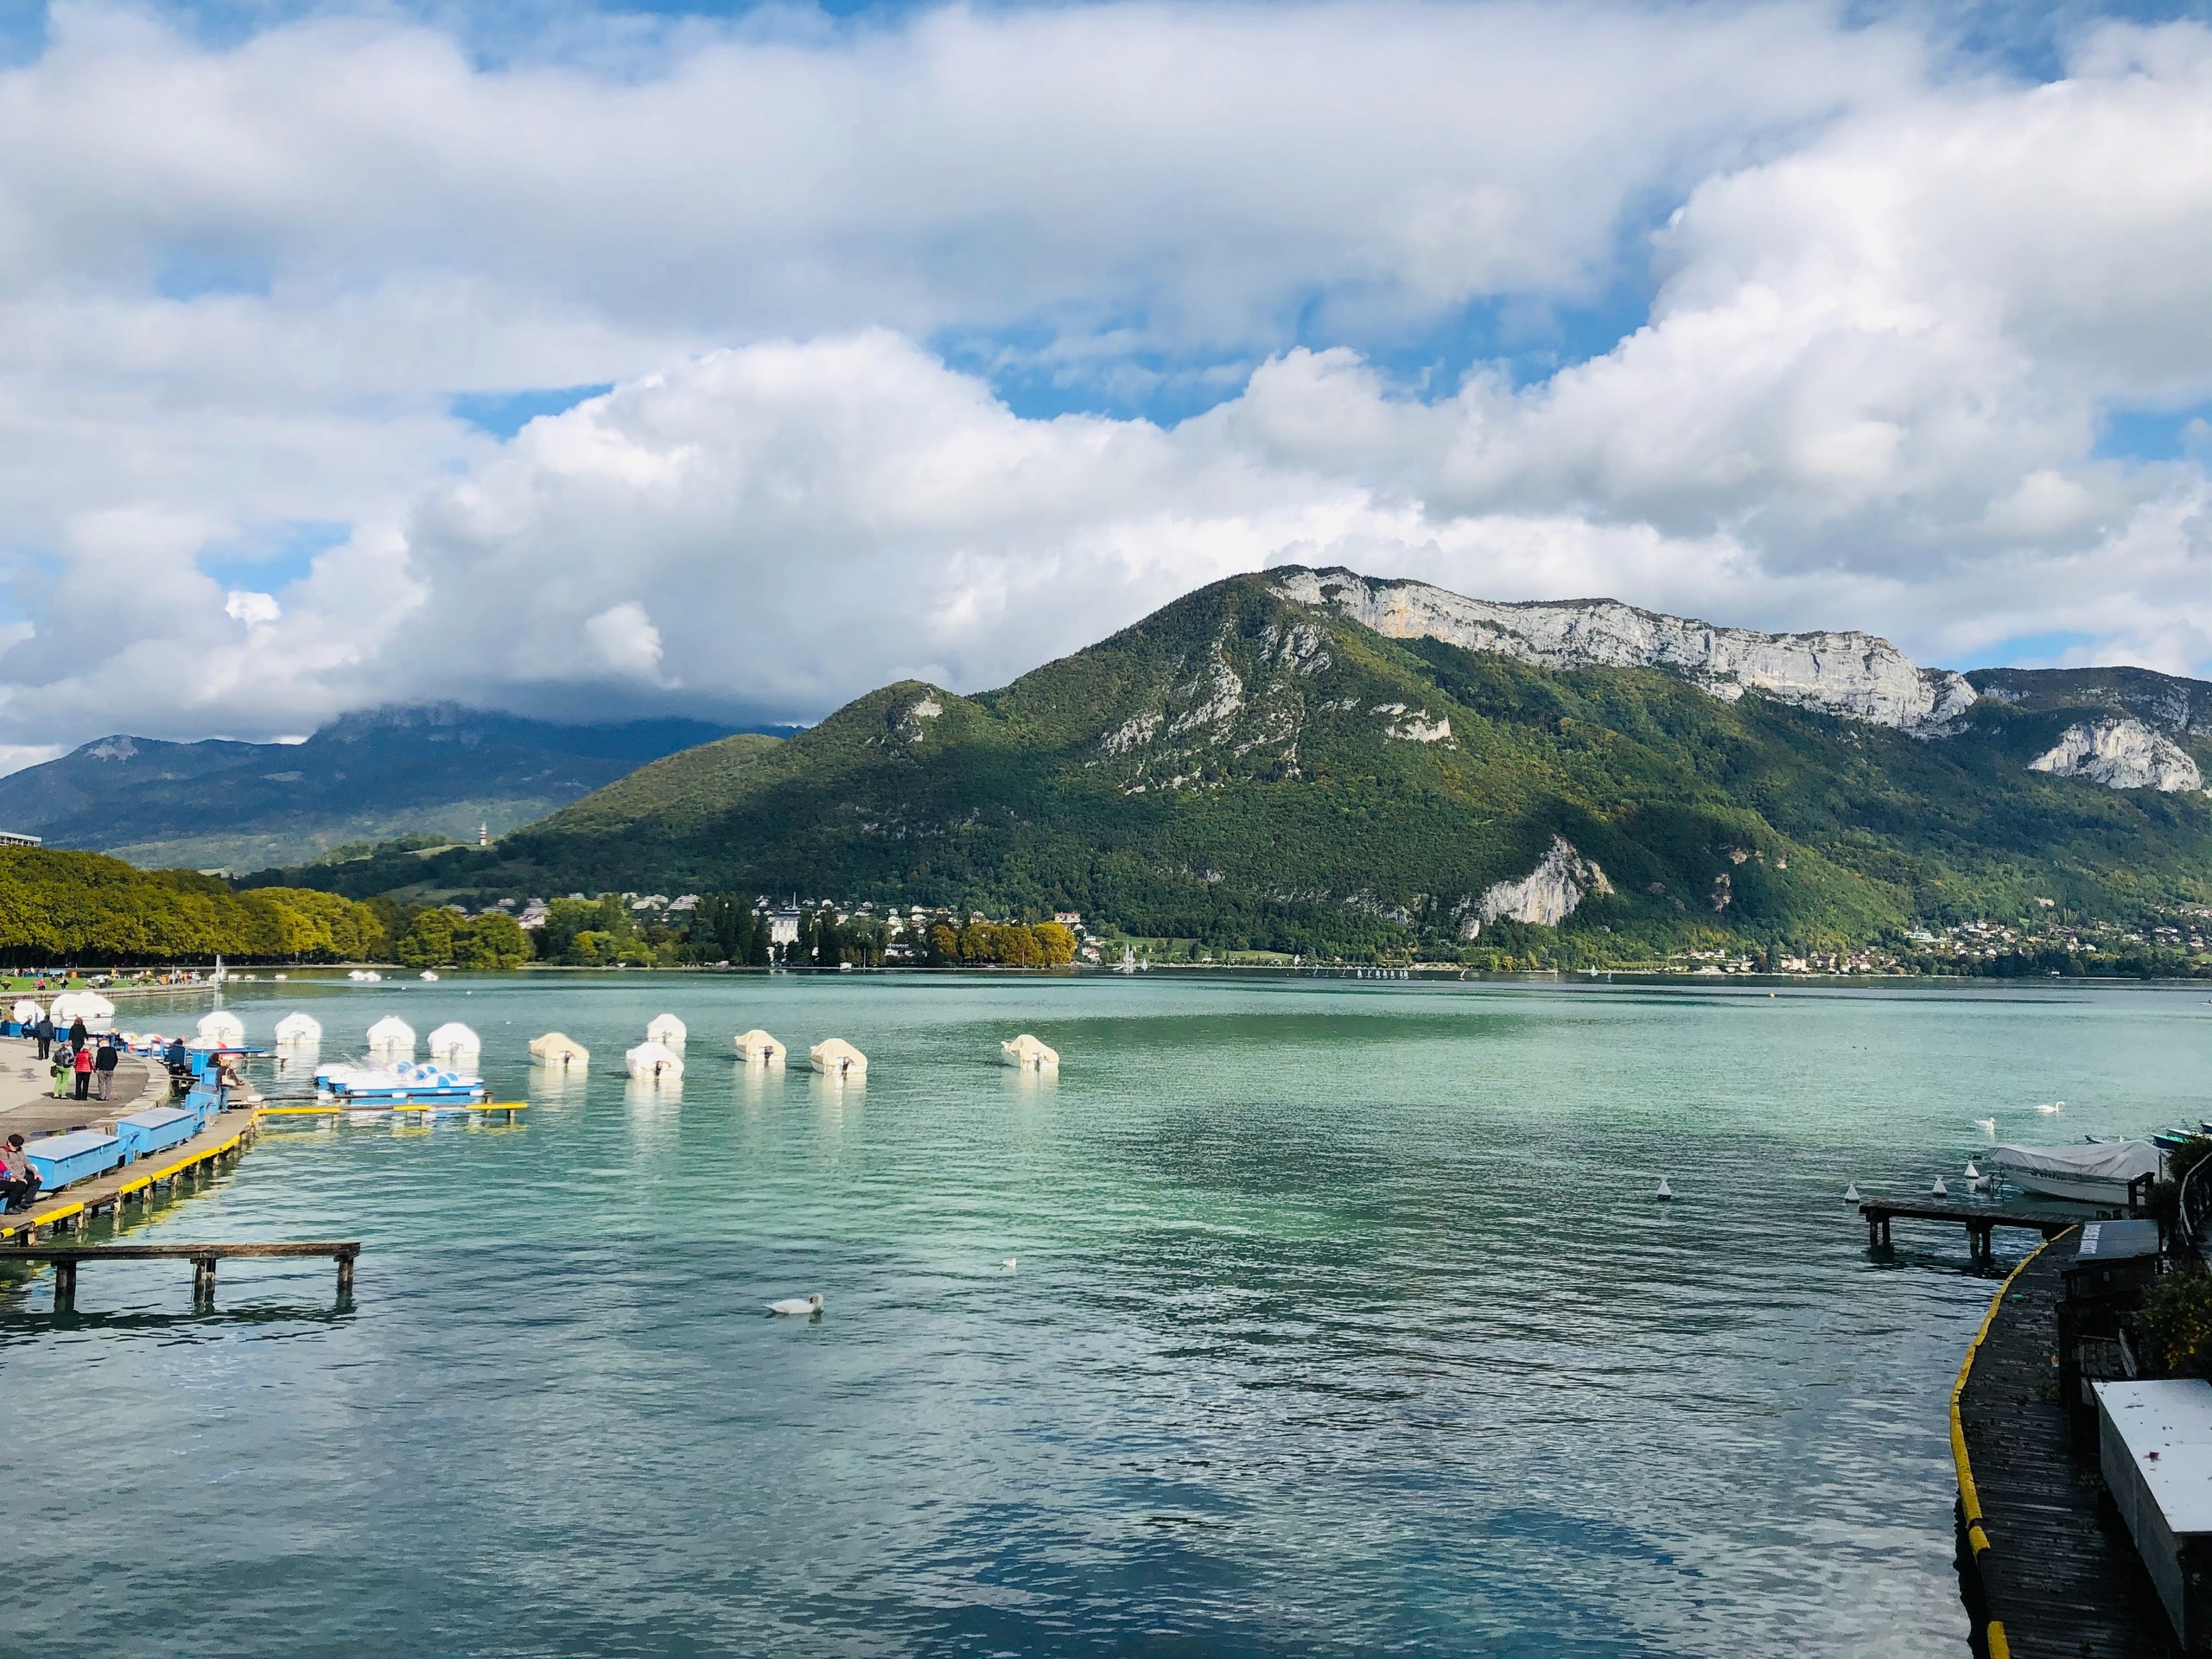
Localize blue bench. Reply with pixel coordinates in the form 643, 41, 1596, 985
22, 1129, 125, 1192
117, 1106, 197, 1162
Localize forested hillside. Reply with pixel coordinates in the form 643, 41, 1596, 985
240, 571, 2212, 965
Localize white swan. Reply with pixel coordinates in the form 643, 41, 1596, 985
767, 1294, 823, 1316
1974, 1117, 1997, 1136
2036, 1101, 2065, 1114
1003, 1257, 1018, 1271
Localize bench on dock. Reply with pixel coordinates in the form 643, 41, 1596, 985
1861, 1198, 2096, 1266
0, 1241, 361, 1309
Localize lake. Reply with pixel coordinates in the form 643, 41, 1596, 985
5, 973, 2209, 1656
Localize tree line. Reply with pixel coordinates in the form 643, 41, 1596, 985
0, 849, 386, 965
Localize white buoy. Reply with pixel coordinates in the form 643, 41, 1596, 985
1964, 1159, 1982, 1181
1933, 1176, 1948, 1198
1654, 1177, 1673, 1201
645, 1013, 687, 1048
1844, 1183, 1861, 1204
767, 1294, 823, 1316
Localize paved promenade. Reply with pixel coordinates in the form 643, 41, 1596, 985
0, 1038, 155, 1140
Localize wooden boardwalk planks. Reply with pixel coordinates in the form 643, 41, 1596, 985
1957, 1230, 2181, 1657
0, 1110, 255, 1243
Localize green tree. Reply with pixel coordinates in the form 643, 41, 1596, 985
397, 907, 459, 967
454, 912, 531, 969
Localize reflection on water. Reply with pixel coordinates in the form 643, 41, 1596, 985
5, 973, 2211, 1657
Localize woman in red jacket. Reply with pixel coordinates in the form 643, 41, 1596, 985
72, 1042, 93, 1101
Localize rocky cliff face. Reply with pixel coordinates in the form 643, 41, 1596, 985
2028, 720, 2206, 793
1274, 568, 1977, 732
1458, 836, 1612, 937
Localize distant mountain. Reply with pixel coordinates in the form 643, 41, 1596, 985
251, 571, 2212, 961
0, 703, 743, 871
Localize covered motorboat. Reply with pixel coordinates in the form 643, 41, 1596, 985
365, 1015, 416, 1055
11, 998, 41, 1025
273, 1011, 323, 1046
1992, 1140, 2163, 1205
428, 1021, 481, 1062
645, 1013, 688, 1048
626, 1040, 683, 1083
809, 1038, 867, 1079
197, 1009, 246, 1047
1001, 1033, 1058, 1071
50, 990, 116, 1030
734, 1028, 785, 1065
529, 1032, 589, 1068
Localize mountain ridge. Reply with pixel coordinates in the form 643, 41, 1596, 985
245, 569, 2212, 965
0, 703, 745, 871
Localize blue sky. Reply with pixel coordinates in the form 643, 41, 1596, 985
0, 0, 2209, 748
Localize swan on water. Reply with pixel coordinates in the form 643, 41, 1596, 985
1933, 1176, 1948, 1198
1003, 1257, 1018, 1271
1844, 1183, 1861, 1204
1654, 1178, 1673, 1201
2036, 1101, 2065, 1114
767, 1294, 823, 1316
1974, 1118, 1998, 1136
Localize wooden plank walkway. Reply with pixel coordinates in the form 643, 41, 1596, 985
1955, 1227, 2180, 1657
0, 1240, 361, 1307
1862, 1198, 2091, 1267
0, 1109, 256, 1243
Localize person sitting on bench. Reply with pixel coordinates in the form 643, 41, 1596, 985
0, 1134, 41, 1212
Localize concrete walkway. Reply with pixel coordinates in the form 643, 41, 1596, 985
0, 1038, 154, 1140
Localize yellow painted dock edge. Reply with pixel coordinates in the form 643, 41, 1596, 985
1950, 1225, 2075, 1659
0, 1118, 250, 1242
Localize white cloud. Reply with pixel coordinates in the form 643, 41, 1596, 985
0, 3, 2208, 749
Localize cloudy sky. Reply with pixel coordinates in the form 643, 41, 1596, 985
2, 0, 2209, 759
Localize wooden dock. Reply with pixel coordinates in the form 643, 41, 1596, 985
1953, 1227, 2181, 1657
0, 1109, 255, 1243
0, 1240, 361, 1309
1861, 1198, 2097, 1267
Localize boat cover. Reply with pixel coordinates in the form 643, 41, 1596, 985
1993, 1141, 2162, 1183
197, 1010, 245, 1046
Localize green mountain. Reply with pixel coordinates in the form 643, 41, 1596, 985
246, 570, 2212, 964
0, 703, 741, 872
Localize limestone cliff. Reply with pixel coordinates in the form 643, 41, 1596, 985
1458, 836, 1612, 938
1274, 568, 1976, 732
2028, 720, 2206, 793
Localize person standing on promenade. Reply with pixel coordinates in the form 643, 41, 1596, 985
0, 1135, 39, 1211
94, 1037, 118, 1101
67, 1015, 87, 1052
72, 1041, 92, 1101
33, 1012, 51, 1059
49, 1045, 71, 1096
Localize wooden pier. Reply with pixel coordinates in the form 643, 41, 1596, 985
0, 1110, 255, 1243
1860, 1198, 2093, 1267
0, 1240, 361, 1310
1952, 1227, 2181, 1657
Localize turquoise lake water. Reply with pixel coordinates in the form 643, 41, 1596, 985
4, 974, 2209, 1656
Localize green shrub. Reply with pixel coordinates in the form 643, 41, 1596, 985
2135, 1271, 2212, 1373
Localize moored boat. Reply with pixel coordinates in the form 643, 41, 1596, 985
1990, 1139, 2162, 1205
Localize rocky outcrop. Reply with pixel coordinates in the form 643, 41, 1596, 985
2028, 720, 2205, 792
1274, 568, 1976, 732
1459, 836, 1612, 937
